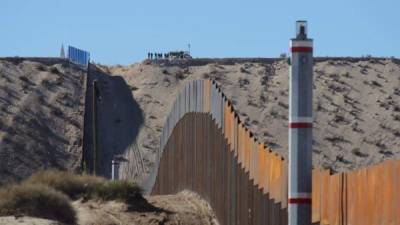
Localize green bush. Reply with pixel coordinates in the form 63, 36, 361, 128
0, 184, 76, 224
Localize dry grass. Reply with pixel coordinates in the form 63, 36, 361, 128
25, 170, 142, 202
0, 171, 143, 224
94, 180, 143, 203
25, 170, 105, 200
0, 183, 76, 224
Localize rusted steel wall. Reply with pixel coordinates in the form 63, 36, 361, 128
152, 113, 287, 225
150, 79, 288, 225
311, 160, 400, 225
149, 79, 400, 225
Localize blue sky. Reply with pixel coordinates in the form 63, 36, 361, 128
1, 0, 399, 65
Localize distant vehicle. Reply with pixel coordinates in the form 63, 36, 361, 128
167, 51, 192, 60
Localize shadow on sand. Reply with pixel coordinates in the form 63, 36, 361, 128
83, 65, 144, 178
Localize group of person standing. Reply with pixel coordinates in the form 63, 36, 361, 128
147, 52, 169, 60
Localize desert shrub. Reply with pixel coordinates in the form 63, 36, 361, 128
162, 69, 169, 75
343, 72, 351, 78
269, 109, 278, 118
247, 99, 257, 107
325, 135, 345, 143
379, 149, 393, 156
175, 70, 185, 80
41, 78, 52, 88
371, 80, 382, 87
18, 76, 29, 83
238, 77, 250, 88
129, 85, 139, 91
54, 76, 64, 85
351, 148, 368, 158
93, 180, 142, 203
336, 155, 351, 164
35, 64, 46, 71
49, 67, 60, 74
25, 170, 104, 200
202, 73, 210, 79
51, 107, 64, 117
240, 67, 249, 74
25, 171, 141, 203
278, 101, 288, 109
0, 184, 76, 224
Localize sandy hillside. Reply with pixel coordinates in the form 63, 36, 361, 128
102, 58, 400, 174
0, 57, 399, 182
0, 58, 86, 184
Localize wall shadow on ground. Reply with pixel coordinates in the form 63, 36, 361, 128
83, 65, 144, 178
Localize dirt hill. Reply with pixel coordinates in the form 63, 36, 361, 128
0, 57, 399, 224
0, 57, 399, 183
0, 58, 86, 184
102, 57, 400, 175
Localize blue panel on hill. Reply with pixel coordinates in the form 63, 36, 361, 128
67, 46, 90, 68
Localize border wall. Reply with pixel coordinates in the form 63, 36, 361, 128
149, 79, 400, 225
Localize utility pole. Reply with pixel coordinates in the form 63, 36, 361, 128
288, 20, 313, 225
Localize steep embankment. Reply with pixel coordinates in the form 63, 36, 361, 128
0, 58, 86, 183
102, 58, 400, 174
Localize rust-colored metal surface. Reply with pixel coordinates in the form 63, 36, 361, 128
312, 169, 321, 223
150, 79, 400, 225
152, 113, 287, 225
309, 161, 400, 225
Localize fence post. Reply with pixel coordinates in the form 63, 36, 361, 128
111, 160, 120, 180
92, 80, 99, 175
288, 20, 314, 225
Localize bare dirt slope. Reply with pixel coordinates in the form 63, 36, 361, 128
0, 191, 218, 225
0, 216, 61, 225
102, 58, 400, 174
0, 58, 86, 184
74, 190, 218, 225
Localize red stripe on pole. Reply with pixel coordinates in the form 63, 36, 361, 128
289, 122, 312, 128
290, 47, 313, 52
288, 198, 312, 204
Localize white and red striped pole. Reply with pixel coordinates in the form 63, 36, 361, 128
288, 20, 313, 225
